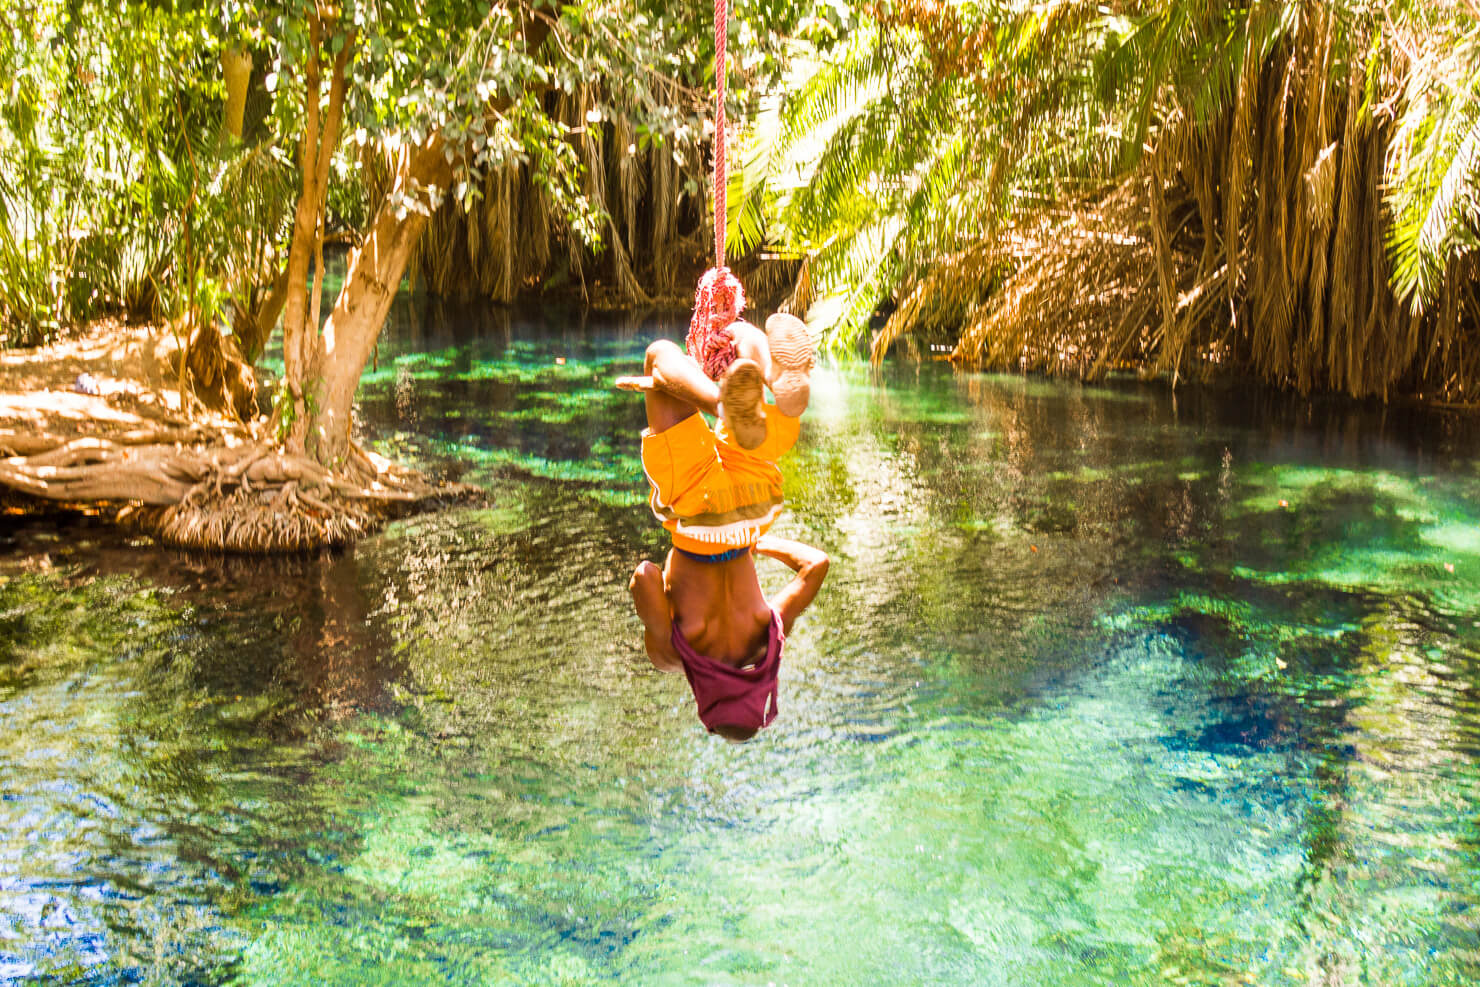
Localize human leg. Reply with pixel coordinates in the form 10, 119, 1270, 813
709, 312, 818, 448
617, 339, 720, 433
617, 338, 774, 448
729, 320, 772, 382
695, 313, 816, 419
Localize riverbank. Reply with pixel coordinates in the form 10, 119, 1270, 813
0, 320, 473, 552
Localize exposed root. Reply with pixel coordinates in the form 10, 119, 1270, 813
0, 319, 478, 552
125, 483, 378, 553
1, 431, 478, 553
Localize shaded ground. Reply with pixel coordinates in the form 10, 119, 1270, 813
0, 322, 469, 551
0, 320, 226, 455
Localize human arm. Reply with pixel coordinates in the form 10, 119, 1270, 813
753, 535, 830, 635
628, 560, 682, 672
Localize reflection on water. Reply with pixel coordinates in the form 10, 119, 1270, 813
4, 302, 1480, 984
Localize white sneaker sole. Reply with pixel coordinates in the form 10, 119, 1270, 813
765, 314, 814, 417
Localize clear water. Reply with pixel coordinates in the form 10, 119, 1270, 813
4, 300, 1480, 985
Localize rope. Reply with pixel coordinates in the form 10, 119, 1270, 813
687, 268, 745, 378
713, 0, 727, 268
685, 0, 744, 380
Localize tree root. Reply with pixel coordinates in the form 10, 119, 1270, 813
1, 434, 478, 553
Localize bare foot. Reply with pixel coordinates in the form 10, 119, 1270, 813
615, 375, 655, 392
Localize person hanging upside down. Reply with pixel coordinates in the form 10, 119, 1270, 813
616, 282, 828, 741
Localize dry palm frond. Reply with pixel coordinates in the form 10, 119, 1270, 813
872, 240, 999, 361
951, 181, 1178, 379
882, 2, 1478, 403
780, 254, 814, 318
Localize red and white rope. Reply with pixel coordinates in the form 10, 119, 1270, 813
684, 0, 744, 380
713, 0, 727, 268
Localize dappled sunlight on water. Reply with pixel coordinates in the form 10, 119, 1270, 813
3, 308, 1480, 983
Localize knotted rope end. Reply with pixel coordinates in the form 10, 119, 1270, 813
687, 266, 747, 380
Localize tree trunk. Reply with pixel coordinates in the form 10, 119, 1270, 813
306, 136, 453, 464
293, 12, 553, 466
279, 14, 353, 457
222, 48, 252, 141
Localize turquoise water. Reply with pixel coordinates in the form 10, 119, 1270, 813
4, 303, 1480, 984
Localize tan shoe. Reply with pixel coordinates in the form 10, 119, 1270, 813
718, 358, 767, 449
764, 313, 814, 417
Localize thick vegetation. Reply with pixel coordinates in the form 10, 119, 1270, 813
740, 1, 1480, 402
411, 0, 846, 307
0, 0, 770, 548
2, 0, 1477, 549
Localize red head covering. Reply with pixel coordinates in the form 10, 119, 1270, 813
687, 266, 746, 380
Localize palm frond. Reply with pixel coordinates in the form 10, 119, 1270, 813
726, 24, 903, 258
1385, 31, 1480, 309
777, 25, 893, 151
804, 214, 904, 352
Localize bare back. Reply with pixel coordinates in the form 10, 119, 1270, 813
663, 549, 773, 668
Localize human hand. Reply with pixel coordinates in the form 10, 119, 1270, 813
615, 375, 655, 392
